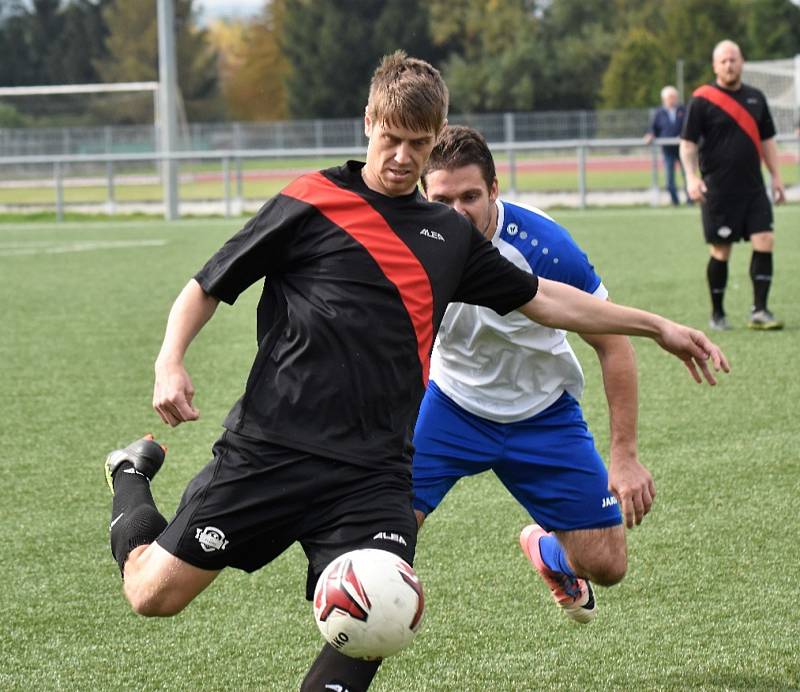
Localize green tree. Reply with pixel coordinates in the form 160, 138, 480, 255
212, 0, 290, 121
95, 0, 222, 124
0, 102, 27, 127
0, 0, 110, 123
0, 4, 36, 87
659, 0, 746, 92
51, 1, 111, 84
534, 0, 623, 109
600, 27, 671, 108
428, 0, 541, 113
282, 0, 440, 119
743, 0, 800, 60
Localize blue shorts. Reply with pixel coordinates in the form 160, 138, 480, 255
412, 381, 622, 532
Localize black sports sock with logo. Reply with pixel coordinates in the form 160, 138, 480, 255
707, 257, 728, 317
109, 462, 167, 576
300, 644, 381, 692
750, 250, 773, 312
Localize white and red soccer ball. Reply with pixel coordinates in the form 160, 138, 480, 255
313, 548, 424, 660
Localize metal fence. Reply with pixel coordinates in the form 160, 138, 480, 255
1, 134, 797, 221
3, 105, 798, 160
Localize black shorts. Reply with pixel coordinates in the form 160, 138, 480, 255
157, 430, 417, 598
701, 188, 773, 244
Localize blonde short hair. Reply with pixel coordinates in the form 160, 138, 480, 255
366, 50, 449, 135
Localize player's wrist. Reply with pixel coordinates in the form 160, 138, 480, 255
610, 441, 638, 461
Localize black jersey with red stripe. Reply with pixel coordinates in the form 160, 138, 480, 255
682, 82, 776, 195
195, 161, 538, 470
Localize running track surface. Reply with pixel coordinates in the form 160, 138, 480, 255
188, 152, 798, 183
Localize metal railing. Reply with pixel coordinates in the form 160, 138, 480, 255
3, 106, 799, 159
1, 135, 797, 221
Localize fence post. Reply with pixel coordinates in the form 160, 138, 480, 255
650, 141, 660, 207
235, 155, 243, 216
106, 160, 116, 215
577, 144, 587, 209
54, 161, 64, 223
223, 155, 231, 218
504, 112, 517, 197
314, 119, 323, 150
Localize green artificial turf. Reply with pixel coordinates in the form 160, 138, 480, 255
0, 206, 798, 690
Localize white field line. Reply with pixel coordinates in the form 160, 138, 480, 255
0, 238, 167, 256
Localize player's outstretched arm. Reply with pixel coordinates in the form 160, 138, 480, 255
519, 278, 730, 385
153, 279, 220, 427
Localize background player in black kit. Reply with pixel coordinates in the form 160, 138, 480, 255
104, 51, 728, 691
680, 39, 786, 331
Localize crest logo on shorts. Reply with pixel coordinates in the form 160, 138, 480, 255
195, 526, 229, 552
506, 223, 519, 236
717, 226, 732, 239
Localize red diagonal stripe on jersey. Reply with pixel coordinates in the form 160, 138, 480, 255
693, 85, 763, 160
282, 172, 433, 385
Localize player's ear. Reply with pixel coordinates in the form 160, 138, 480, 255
364, 109, 373, 138
489, 177, 499, 204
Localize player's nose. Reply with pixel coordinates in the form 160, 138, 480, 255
394, 142, 412, 164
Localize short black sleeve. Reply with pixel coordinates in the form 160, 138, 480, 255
194, 194, 307, 304
681, 97, 704, 143
453, 226, 539, 314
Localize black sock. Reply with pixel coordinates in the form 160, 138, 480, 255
707, 257, 728, 317
109, 462, 167, 576
750, 251, 773, 312
300, 644, 382, 692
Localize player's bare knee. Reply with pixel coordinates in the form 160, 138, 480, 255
568, 544, 627, 586
583, 553, 627, 586
123, 578, 187, 617
126, 589, 187, 617
594, 558, 627, 586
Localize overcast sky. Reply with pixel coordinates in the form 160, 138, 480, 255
195, 0, 266, 23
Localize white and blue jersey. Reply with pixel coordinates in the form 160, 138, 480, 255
431, 199, 607, 423
413, 200, 622, 531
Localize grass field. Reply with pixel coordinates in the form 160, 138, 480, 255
1, 205, 798, 690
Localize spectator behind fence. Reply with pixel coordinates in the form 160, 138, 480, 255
644, 86, 689, 206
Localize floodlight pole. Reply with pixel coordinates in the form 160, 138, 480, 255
157, 0, 179, 220
676, 59, 685, 102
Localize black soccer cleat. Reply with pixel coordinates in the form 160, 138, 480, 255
104, 435, 166, 495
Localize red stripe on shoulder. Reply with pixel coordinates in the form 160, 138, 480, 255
282, 172, 434, 385
693, 85, 763, 160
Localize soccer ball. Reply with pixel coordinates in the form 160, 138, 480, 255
313, 548, 424, 660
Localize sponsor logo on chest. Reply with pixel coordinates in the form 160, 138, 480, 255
420, 228, 445, 241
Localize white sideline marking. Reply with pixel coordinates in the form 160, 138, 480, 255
0, 238, 167, 256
